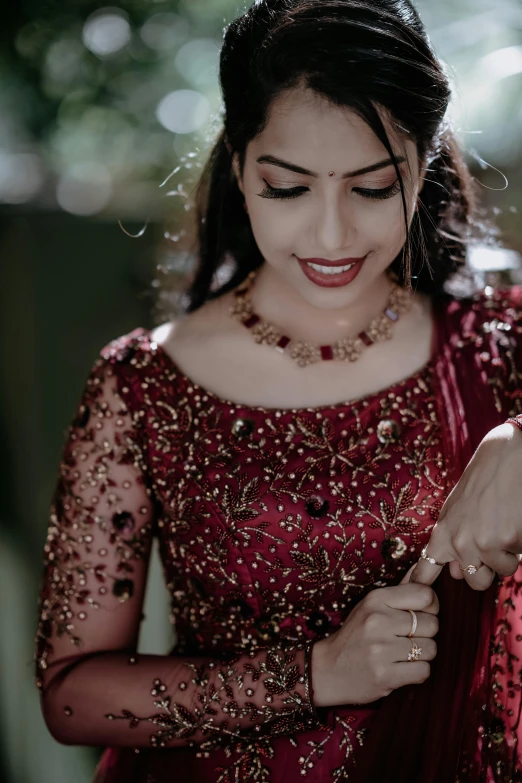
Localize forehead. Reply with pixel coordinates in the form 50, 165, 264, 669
250, 86, 416, 169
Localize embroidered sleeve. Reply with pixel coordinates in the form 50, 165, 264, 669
486, 571, 522, 775
504, 285, 522, 416
34, 355, 319, 748
482, 285, 522, 417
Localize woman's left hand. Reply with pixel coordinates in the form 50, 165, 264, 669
410, 423, 522, 589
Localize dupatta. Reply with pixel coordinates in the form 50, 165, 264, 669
351, 289, 522, 782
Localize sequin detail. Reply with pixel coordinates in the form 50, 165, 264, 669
33, 285, 522, 782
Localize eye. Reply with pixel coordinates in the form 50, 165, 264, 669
257, 181, 309, 200
354, 180, 401, 200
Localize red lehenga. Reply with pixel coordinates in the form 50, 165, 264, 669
34, 285, 522, 782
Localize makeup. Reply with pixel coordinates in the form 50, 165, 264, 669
296, 255, 367, 288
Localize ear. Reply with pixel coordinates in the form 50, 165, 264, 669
231, 152, 244, 196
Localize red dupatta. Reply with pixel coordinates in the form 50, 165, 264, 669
351, 289, 522, 783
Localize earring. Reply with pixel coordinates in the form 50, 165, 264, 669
243, 201, 249, 214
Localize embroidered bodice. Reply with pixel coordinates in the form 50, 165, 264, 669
34, 287, 522, 782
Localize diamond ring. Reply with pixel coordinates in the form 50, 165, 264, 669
460, 563, 484, 576
407, 609, 418, 638
420, 545, 446, 568
407, 640, 423, 662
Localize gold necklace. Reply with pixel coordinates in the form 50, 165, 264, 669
230, 270, 414, 368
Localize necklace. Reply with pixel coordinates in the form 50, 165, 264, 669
230, 270, 414, 368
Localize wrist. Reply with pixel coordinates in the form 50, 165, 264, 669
309, 638, 333, 709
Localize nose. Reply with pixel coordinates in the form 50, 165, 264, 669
315, 193, 355, 253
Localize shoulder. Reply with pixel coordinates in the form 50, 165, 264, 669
79, 327, 162, 416
100, 326, 151, 366
150, 292, 236, 344
149, 292, 244, 368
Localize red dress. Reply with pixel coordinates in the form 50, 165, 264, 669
34, 287, 522, 782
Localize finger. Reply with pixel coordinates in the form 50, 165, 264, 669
458, 560, 496, 591
449, 560, 465, 580
375, 583, 439, 614
408, 525, 454, 586
409, 558, 444, 586
389, 608, 439, 639
390, 661, 431, 688
395, 636, 437, 663
451, 544, 496, 590
410, 550, 449, 585
477, 550, 519, 578
399, 563, 418, 585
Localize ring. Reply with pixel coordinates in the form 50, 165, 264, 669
460, 563, 484, 576
407, 609, 417, 638
420, 545, 446, 568
407, 640, 423, 662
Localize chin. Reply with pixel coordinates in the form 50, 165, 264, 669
292, 270, 380, 309
296, 280, 367, 310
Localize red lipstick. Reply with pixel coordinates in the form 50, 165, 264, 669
296, 255, 368, 288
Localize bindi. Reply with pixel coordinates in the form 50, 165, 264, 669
328, 171, 335, 177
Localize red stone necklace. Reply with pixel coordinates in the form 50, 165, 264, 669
230, 270, 414, 367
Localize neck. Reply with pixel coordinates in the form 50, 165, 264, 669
249, 262, 397, 343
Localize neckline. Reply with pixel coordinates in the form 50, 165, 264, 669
140, 297, 441, 415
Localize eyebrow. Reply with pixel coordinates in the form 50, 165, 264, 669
256, 154, 407, 178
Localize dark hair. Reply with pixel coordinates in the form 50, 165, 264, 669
185, 0, 496, 311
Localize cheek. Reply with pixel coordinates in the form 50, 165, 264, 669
356, 199, 407, 244
249, 202, 302, 252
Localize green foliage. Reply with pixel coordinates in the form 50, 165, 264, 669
0, 0, 520, 230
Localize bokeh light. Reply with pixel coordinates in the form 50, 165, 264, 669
175, 39, 220, 87
156, 89, 211, 134
0, 0, 518, 249
82, 8, 132, 57
56, 161, 112, 215
140, 12, 189, 51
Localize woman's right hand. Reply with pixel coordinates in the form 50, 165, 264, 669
310, 582, 439, 707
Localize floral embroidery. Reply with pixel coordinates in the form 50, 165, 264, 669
105, 646, 315, 748
34, 364, 155, 690
34, 287, 522, 782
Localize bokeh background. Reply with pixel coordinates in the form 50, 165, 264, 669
1, 1, 521, 781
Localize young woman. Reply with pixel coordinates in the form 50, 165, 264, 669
34, 1, 522, 781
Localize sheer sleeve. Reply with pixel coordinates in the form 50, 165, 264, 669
34, 352, 319, 749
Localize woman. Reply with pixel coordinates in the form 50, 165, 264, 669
34, 0, 522, 781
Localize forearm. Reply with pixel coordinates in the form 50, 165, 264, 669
41, 642, 319, 748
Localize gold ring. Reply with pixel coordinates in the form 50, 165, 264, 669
420, 546, 446, 568
460, 563, 484, 576
407, 609, 417, 638
407, 639, 423, 662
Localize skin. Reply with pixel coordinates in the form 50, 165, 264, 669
231, 85, 425, 320
410, 424, 522, 590
155, 85, 434, 411
153, 85, 522, 705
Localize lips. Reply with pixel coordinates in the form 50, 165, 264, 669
296, 254, 368, 288
298, 256, 367, 267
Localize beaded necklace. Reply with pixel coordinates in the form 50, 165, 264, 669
230, 270, 414, 368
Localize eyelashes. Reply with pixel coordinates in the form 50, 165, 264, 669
355, 180, 402, 201
258, 184, 308, 201
257, 179, 402, 201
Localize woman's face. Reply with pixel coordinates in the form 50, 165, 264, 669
233, 87, 425, 309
